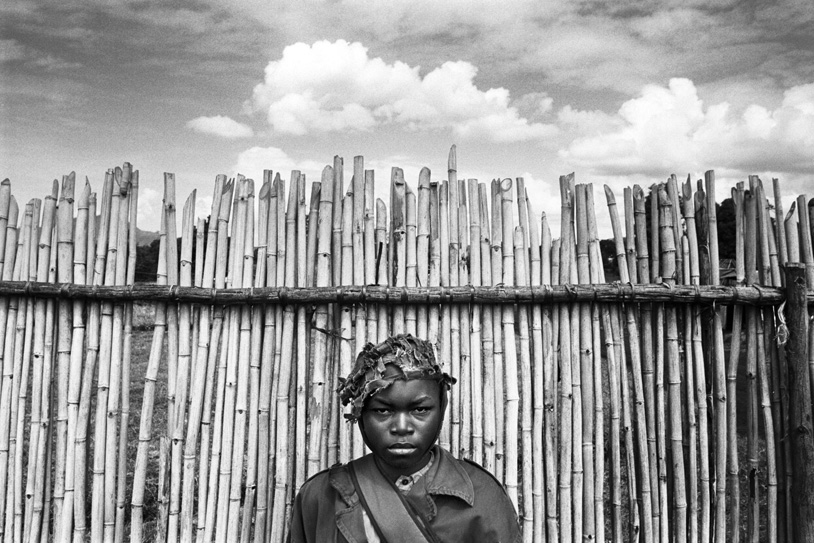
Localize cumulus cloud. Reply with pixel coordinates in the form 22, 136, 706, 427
233, 146, 324, 183
247, 39, 556, 142
187, 115, 254, 138
559, 78, 814, 178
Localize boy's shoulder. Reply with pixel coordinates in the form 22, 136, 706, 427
459, 457, 506, 490
297, 461, 356, 505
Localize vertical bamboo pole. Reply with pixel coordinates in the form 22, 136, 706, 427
525, 193, 544, 543
457, 181, 471, 460
294, 171, 308, 498
785, 263, 814, 542
477, 185, 495, 474
417, 169, 431, 340
227, 180, 257, 542
706, 170, 728, 543
500, 178, 519, 510
447, 148, 462, 457
269, 173, 299, 543
684, 178, 711, 543
24, 184, 57, 543
406, 186, 418, 335
0, 196, 18, 542
439, 180, 452, 452
514, 226, 534, 542
660, 185, 687, 542
104, 172, 131, 543
375, 198, 388, 341
338, 192, 353, 464
428, 180, 440, 348
558, 174, 574, 543
130, 190, 168, 543
7, 199, 35, 543
489, 180, 504, 481
575, 184, 592, 543
0, 179, 10, 279
390, 167, 407, 336
53, 172, 75, 542
624, 187, 638, 283
307, 168, 333, 478
364, 169, 377, 343
584, 189, 605, 543
116, 168, 138, 543
468, 179, 483, 467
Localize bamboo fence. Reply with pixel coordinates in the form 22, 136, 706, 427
0, 148, 813, 543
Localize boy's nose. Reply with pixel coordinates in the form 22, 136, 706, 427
391, 413, 413, 434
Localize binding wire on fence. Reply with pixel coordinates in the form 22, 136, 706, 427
0, 146, 812, 543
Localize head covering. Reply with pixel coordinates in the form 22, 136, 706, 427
337, 334, 456, 423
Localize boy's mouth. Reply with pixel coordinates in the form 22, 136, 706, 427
388, 443, 416, 453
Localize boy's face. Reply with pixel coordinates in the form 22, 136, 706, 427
359, 366, 444, 479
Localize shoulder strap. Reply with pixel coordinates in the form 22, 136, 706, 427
348, 455, 440, 543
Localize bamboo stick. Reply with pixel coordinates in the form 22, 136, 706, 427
406, 186, 418, 336
53, 172, 74, 542
0, 179, 11, 279
200, 179, 235, 543
514, 225, 533, 541
417, 169, 431, 340
439, 180, 453, 452
684, 178, 711, 543
468, 179, 483, 467
489, 179, 504, 479
477, 185, 495, 474
24, 183, 57, 543
574, 184, 592, 543
428, 180, 440, 348
364, 170, 378, 355
558, 173, 574, 543
168, 189, 196, 543
706, 170, 729, 543
338, 191, 353, 465
130, 189, 168, 542
307, 168, 333, 478
227, 179, 256, 542
269, 172, 300, 543
8, 199, 36, 543
500, 177, 519, 510
447, 149, 462, 457
458, 180, 471, 460
0, 197, 19, 541
294, 170, 307, 499
660, 185, 687, 542
375, 197, 388, 341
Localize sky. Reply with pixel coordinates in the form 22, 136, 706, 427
2, 0, 813, 236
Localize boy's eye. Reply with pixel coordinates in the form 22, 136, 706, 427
373, 408, 391, 415
414, 406, 431, 414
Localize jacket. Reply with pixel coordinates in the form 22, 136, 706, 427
288, 445, 521, 543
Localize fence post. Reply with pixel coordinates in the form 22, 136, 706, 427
785, 262, 814, 541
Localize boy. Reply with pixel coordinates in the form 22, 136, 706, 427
288, 334, 521, 542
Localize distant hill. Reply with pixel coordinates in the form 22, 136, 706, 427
136, 228, 159, 246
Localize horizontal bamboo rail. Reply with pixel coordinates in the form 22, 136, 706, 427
0, 280, 807, 306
